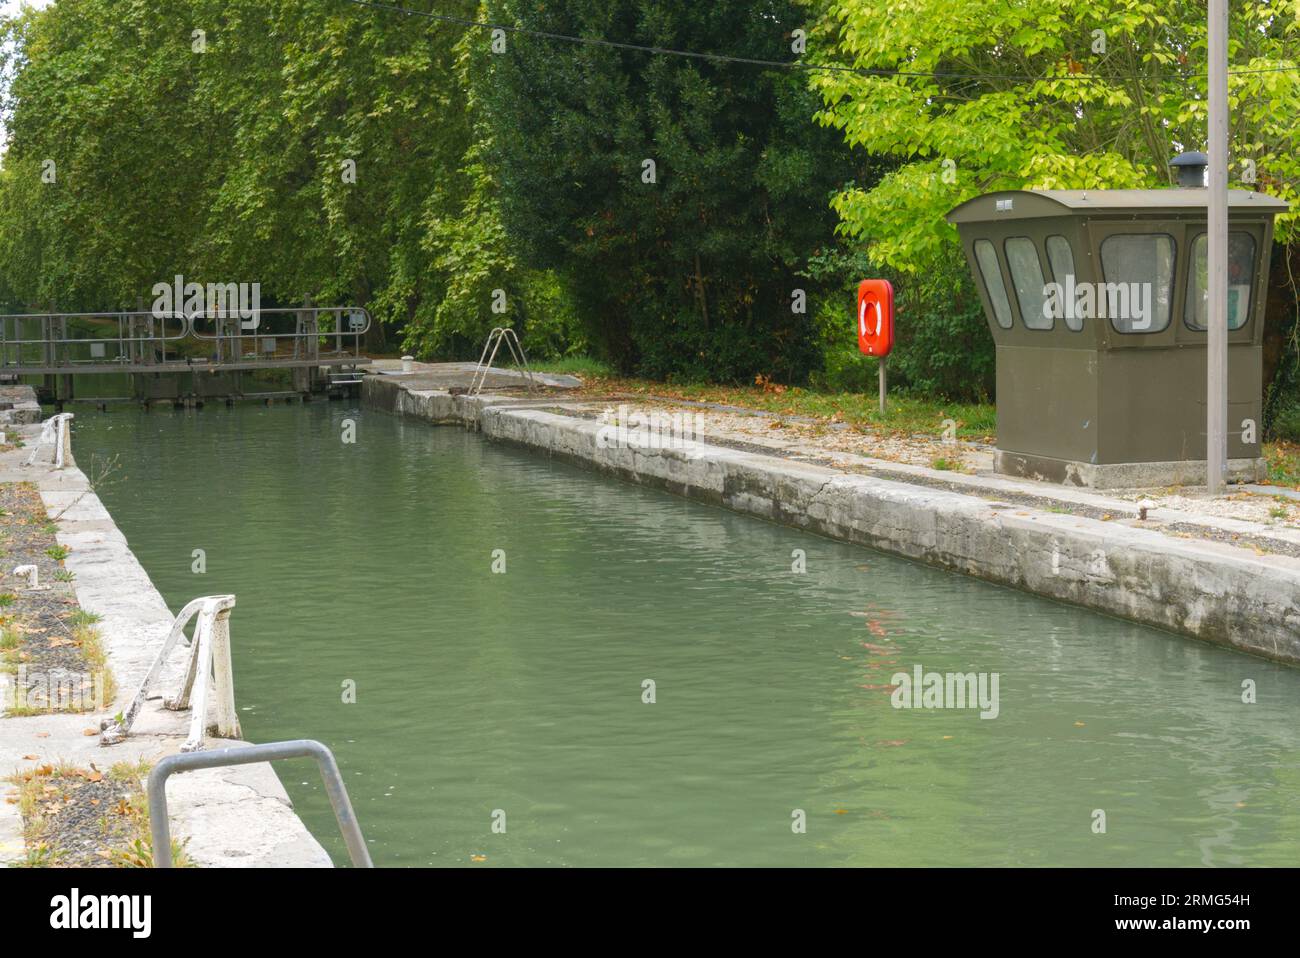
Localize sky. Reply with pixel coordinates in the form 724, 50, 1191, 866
1, 1, 52, 17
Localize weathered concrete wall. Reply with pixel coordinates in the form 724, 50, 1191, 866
365, 375, 1300, 664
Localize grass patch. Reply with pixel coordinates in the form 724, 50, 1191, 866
44, 545, 69, 562
517, 355, 616, 378
76, 623, 116, 707
570, 371, 997, 441
9, 761, 193, 868
0, 617, 115, 715
1265, 441, 1300, 488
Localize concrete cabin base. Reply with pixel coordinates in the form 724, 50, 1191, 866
995, 449, 1269, 489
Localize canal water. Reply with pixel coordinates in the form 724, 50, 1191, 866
70, 403, 1300, 867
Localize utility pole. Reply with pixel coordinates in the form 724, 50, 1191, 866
1206, 0, 1229, 494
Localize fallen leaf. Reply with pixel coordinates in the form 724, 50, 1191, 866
82, 728, 98, 736
876, 739, 909, 747
21, 754, 38, 761
1074, 721, 1086, 728
470, 854, 487, 863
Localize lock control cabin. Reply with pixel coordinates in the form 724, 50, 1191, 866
946, 187, 1287, 488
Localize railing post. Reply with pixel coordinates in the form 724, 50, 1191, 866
101, 594, 237, 751
209, 600, 240, 740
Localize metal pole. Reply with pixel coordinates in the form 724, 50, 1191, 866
1207, 0, 1229, 494
148, 739, 373, 868
878, 357, 887, 415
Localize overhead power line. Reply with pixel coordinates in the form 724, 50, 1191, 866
339, 0, 1300, 84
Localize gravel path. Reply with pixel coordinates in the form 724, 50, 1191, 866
0, 482, 101, 714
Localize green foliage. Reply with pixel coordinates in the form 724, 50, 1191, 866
804, 239, 992, 401
9, 0, 1298, 403
813, 0, 1300, 272
475, 0, 878, 383
811, 0, 1300, 403
0, 0, 585, 359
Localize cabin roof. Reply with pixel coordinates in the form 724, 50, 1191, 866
945, 189, 1289, 223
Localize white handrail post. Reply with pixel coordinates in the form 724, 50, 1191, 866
181, 606, 216, 752
23, 412, 74, 469
209, 599, 240, 740
101, 594, 237, 751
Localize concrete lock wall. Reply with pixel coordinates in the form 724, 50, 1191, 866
364, 376, 1300, 665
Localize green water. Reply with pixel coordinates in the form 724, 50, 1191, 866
70, 403, 1300, 867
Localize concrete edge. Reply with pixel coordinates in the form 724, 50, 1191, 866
365, 376, 1300, 664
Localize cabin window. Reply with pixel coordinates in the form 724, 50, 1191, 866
1099, 233, 1175, 333
1045, 235, 1082, 331
1005, 237, 1053, 330
974, 240, 1013, 329
1184, 232, 1256, 331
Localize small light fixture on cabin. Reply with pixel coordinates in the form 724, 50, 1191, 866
1170, 151, 1209, 188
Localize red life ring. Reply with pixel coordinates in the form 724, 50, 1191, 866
857, 279, 894, 357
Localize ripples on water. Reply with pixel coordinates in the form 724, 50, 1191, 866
70, 403, 1300, 867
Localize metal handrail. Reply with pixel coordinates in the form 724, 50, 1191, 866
22, 412, 73, 469
188, 306, 369, 342
147, 739, 372, 868
0, 307, 371, 369
100, 594, 239, 751
0, 311, 191, 339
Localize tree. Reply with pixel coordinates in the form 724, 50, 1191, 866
814, 0, 1300, 267
474, 0, 875, 382
812, 1, 1300, 406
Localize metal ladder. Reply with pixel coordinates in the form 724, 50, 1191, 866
469, 326, 538, 395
